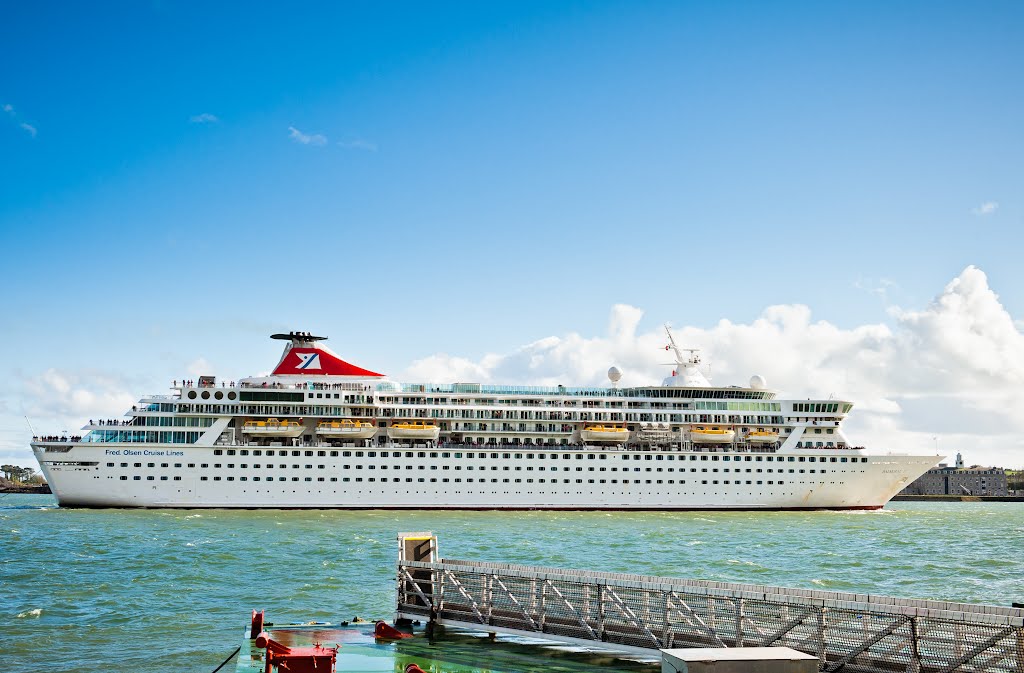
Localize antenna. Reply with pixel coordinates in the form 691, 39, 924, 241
24, 415, 38, 437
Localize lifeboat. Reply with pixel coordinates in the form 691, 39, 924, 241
580, 425, 629, 443
746, 429, 779, 444
316, 420, 376, 439
689, 425, 736, 444
242, 418, 305, 438
387, 422, 440, 441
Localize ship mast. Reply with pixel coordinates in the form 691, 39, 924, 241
664, 324, 700, 369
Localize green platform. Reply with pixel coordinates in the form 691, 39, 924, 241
236, 622, 658, 673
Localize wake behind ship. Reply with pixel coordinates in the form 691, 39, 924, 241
31, 329, 939, 509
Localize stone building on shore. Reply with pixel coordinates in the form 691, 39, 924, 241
899, 453, 1008, 496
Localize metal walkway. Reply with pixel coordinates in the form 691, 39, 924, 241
395, 534, 1024, 673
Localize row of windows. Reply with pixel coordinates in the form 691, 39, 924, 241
107, 460, 845, 477
182, 476, 794, 486
217, 448, 866, 463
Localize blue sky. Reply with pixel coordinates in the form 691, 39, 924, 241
2, 2, 1023, 467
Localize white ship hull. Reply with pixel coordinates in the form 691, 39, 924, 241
32, 443, 937, 510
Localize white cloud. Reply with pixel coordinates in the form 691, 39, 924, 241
973, 201, 998, 216
21, 369, 137, 427
190, 112, 219, 124
288, 126, 327, 146
401, 267, 1024, 468
186, 357, 214, 377
19, 122, 36, 137
2, 103, 13, 115
338, 138, 378, 151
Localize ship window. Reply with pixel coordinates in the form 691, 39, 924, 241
120, 476, 128, 480
146, 476, 155, 481
213, 476, 221, 481
317, 451, 326, 457
147, 463, 155, 468
862, 457, 868, 463
841, 457, 848, 462
343, 451, 351, 457
330, 451, 339, 457
106, 462, 114, 467
227, 450, 236, 455
330, 477, 337, 482
121, 462, 128, 467
292, 451, 300, 456
199, 476, 206, 481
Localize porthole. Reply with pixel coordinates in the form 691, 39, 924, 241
187, 391, 197, 399
227, 391, 236, 400
201, 391, 210, 399
214, 391, 223, 400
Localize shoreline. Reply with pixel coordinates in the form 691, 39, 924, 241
0, 484, 51, 494
892, 494, 1024, 502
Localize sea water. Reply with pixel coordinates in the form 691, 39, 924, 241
2, 495, 1022, 672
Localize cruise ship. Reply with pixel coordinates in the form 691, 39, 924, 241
30, 329, 940, 509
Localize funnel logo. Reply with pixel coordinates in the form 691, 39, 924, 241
296, 352, 321, 370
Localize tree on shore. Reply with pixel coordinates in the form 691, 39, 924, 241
1, 465, 36, 483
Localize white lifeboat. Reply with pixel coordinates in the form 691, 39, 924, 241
746, 429, 779, 444
316, 420, 376, 439
242, 418, 305, 438
690, 425, 735, 444
580, 425, 629, 443
387, 422, 440, 441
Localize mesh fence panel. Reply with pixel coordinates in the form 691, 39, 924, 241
397, 561, 1024, 673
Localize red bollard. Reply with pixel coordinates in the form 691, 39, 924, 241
375, 620, 413, 640
405, 665, 428, 673
250, 609, 265, 639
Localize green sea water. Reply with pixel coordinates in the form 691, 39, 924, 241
2, 495, 1023, 673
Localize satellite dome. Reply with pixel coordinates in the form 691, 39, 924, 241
607, 366, 622, 383
749, 374, 767, 390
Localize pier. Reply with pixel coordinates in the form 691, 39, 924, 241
396, 533, 1024, 673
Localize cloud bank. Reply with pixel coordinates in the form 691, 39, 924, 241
402, 266, 1024, 467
